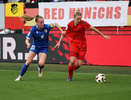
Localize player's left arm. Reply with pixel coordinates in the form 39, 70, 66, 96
89, 26, 111, 39
48, 23, 65, 35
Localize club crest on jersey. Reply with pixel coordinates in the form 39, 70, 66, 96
36, 31, 38, 34
50, 24, 54, 28
44, 29, 48, 33
11, 3, 18, 14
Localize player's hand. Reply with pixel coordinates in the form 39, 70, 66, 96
103, 35, 111, 39
27, 43, 31, 49
62, 31, 66, 35
54, 42, 60, 49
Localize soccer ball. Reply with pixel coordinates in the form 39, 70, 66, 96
95, 73, 106, 83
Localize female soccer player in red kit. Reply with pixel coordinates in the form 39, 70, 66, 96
54, 9, 111, 81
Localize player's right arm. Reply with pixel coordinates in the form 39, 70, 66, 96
25, 38, 31, 49
25, 27, 34, 49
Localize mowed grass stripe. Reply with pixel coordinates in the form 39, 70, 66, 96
0, 70, 131, 100
0, 62, 131, 75
1, 69, 131, 77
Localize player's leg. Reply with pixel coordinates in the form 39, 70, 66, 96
73, 55, 85, 70
15, 51, 36, 81
73, 41, 87, 70
67, 56, 76, 81
68, 55, 84, 81
74, 59, 83, 70
66, 54, 76, 81
38, 53, 47, 78
37, 47, 48, 78
67, 41, 78, 81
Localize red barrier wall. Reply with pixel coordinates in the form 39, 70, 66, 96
0, 34, 130, 66
85, 35, 131, 66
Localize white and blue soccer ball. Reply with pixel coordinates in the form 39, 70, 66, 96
95, 73, 106, 83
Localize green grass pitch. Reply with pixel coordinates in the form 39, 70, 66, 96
0, 62, 131, 100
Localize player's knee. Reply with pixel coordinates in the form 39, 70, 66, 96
39, 63, 44, 67
69, 61, 75, 66
25, 61, 31, 66
76, 63, 81, 67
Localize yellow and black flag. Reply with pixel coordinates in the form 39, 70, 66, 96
5, 3, 24, 17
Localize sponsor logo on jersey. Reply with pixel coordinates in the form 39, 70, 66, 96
41, 35, 44, 39
50, 24, 54, 28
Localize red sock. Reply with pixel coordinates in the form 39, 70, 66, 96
68, 65, 73, 77
73, 65, 80, 70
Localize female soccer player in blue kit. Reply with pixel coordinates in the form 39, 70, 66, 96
15, 15, 64, 81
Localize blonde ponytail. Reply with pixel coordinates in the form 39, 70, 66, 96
74, 9, 81, 18
20, 14, 43, 22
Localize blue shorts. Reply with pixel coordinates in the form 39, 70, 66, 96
30, 45, 48, 54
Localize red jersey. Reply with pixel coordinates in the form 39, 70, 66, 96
66, 20, 91, 41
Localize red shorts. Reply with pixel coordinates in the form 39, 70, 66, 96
70, 40, 87, 60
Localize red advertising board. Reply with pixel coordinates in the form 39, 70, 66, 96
85, 35, 131, 66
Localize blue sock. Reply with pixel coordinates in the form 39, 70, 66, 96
38, 64, 44, 69
20, 63, 29, 76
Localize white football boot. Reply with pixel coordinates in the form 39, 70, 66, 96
38, 67, 43, 78
15, 76, 22, 81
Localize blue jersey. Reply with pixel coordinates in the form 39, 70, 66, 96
26, 23, 55, 48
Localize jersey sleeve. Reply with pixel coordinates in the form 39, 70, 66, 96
81, 20, 91, 29
46, 23, 55, 30
26, 27, 34, 39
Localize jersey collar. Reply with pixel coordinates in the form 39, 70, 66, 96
36, 25, 44, 31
